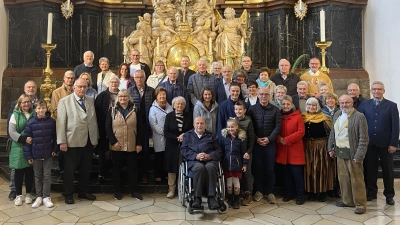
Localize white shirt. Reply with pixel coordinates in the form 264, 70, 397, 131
309, 69, 320, 76
130, 64, 141, 77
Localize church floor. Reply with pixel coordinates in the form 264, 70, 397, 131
0, 176, 400, 225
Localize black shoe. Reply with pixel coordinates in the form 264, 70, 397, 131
227, 194, 233, 207
308, 193, 317, 201
282, 194, 294, 202
78, 193, 96, 201
208, 197, 220, 210
318, 193, 327, 202
65, 195, 74, 204
8, 191, 16, 201
114, 193, 122, 200
326, 190, 335, 198
296, 196, 305, 205
386, 197, 395, 205
232, 195, 240, 209
367, 194, 377, 201
192, 197, 202, 208
98, 176, 105, 185
131, 192, 143, 200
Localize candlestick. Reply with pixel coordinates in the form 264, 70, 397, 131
47, 13, 53, 44
67, 0, 70, 11
139, 36, 143, 55
320, 9, 326, 42
209, 37, 212, 54
225, 36, 228, 55
40, 43, 57, 113
315, 41, 332, 74
156, 37, 160, 55
241, 37, 244, 54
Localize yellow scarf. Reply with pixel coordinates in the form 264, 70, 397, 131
301, 112, 332, 128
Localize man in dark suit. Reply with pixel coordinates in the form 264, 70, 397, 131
358, 81, 399, 205
292, 81, 310, 113
177, 55, 196, 87
74, 51, 98, 90
159, 67, 188, 110
270, 59, 300, 96
213, 65, 233, 105
57, 78, 99, 204
128, 49, 151, 80
236, 56, 259, 81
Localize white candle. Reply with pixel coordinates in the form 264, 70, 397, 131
225, 36, 228, 55
123, 37, 127, 53
299, 0, 303, 11
320, 9, 326, 42
156, 37, 160, 55
241, 37, 244, 54
209, 37, 212, 54
47, 13, 53, 44
139, 36, 143, 54
67, 0, 70, 11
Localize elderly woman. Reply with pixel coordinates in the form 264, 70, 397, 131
321, 92, 339, 120
233, 69, 249, 99
301, 97, 333, 202
97, 57, 116, 93
272, 85, 288, 109
9, 94, 35, 206
256, 67, 276, 102
106, 89, 143, 200
211, 62, 222, 81
164, 97, 193, 198
80, 72, 98, 99
146, 60, 168, 89
245, 80, 258, 105
193, 87, 219, 135
118, 63, 130, 90
94, 75, 120, 184
149, 87, 173, 183
275, 95, 306, 205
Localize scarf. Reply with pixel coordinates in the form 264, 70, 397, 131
301, 111, 332, 128
257, 78, 271, 88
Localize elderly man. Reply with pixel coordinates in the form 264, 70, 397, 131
300, 58, 334, 97
248, 87, 282, 204
57, 78, 99, 204
128, 70, 155, 183
358, 81, 399, 205
328, 94, 368, 214
181, 117, 222, 210
270, 59, 300, 96
7, 80, 38, 201
292, 81, 310, 113
177, 55, 196, 87
159, 67, 188, 107
213, 65, 233, 104
74, 51, 98, 90
187, 59, 217, 106
51, 71, 74, 118
128, 49, 151, 79
211, 62, 223, 82
347, 83, 365, 110
236, 56, 259, 81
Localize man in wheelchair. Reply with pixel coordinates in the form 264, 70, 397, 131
180, 117, 222, 210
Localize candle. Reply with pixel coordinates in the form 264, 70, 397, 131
320, 9, 326, 42
299, 0, 303, 11
123, 37, 127, 53
209, 37, 212, 54
225, 36, 228, 55
139, 36, 143, 54
241, 37, 244, 54
67, 0, 70, 11
156, 37, 160, 55
47, 13, 53, 44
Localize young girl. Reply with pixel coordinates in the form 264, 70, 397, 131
220, 118, 248, 209
23, 100, 57, 208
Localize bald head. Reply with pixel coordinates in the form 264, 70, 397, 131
193, 116, 206, 134
222, 65, 233, 81
167, 67, 178, 82
242, 56, 252, 70
279, 59, 291, 75
347, 83, 360, 98
339, 94, 354, 113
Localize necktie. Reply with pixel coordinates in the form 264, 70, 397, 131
79, 98, 86, 112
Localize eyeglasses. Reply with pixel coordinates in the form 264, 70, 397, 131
371, 88, 383, 91
258, 93, 269, 96
156, 65, 164, 67
131, 55, 140, 57
21, 101, 31, 105
75, 85, 87, 89
134, 76, 145, 79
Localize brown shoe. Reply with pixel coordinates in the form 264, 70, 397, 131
354, 208, 366, 214
241, 191, 253, 206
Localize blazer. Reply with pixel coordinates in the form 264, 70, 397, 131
178, 68, 196, 87
291, 94, 310, 112
56, 94, 99, 147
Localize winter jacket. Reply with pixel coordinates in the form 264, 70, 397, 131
247, 102, 282, 144
220, 128, 248, 172
270, 72, 301, 96
193, 100, 218, 135
237, 116, 256, 155
149, 101, 173, 152
187, 72, 217, 105
23, 112, 57, 160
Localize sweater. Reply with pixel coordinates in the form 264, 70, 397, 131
193, 101, 219, 135
270, 72, 301, 96
74, 63, 99, 90
187, 72, 217, 105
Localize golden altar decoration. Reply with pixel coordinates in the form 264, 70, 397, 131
124, 0, 252, 70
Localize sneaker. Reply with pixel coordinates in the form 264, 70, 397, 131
14, 195, 23, 206
253, 191, 263, 202
266, 193, 276, 204
131, 192, 143, 200
25, 193, 33, 204
241, 191, 253, 206
8, 191, 16, 201
167, 190, 174, 199
32, 197, 42, 208
43, 197, 54, 208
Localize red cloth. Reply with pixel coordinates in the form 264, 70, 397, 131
224, 171, 242, 179
275, 110, 306, 165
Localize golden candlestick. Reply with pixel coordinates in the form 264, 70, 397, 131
315, 41, 332, 74
40, 43, 57, 111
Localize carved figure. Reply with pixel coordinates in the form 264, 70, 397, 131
126, 22, 153, 68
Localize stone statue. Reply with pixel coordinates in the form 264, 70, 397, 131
191, 17, 211, 57
212, 7, 248, 69
126, 21, 153, 68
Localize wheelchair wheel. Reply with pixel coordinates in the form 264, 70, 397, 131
178, 163, 186, 207
217, 201, 229, 214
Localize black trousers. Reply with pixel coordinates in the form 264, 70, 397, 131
98, 137, 111, 177
363, 145, 395, 198
63, 141, 94, 196
191, 161, 218, 197
283, 164, 305, 197
154, 151, 166, 179
113, 151, 138, 193
15, 166, 34, 195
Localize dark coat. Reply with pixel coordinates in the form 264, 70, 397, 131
164, 111, 193, 173
158, 80, 189, 110
181, 129, 222, 170
95, 89, 116, 139
220, 129, 248, 172
247, 102, 282, 143
270, 73, 301, 96
291, 94, 311, 111
74, 63, 99, 90
353, 95, 366, 110
127, 84, 155, 134
23, 113, 57, 160
178, 68, 196, 87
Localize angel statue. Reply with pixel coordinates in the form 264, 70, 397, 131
126, 21, 153, 68
212, 8, 248, 69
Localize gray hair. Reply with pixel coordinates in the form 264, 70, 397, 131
108, 75, 120, 85
297, 81, 308, 88
347, 83, 360, 90
305, 97, 321, 112
371, 81, 385, 90
99, 57, 110, 65
172, 96, 186, 107
117, 89, 133, 103
197, 58, 208, 66
83, 51, 94, 59
275, 85, 287, 93
64, 70, 74, 76
134, 69, 145, 77
212, 62, 222, 69
318, 82, 329, 91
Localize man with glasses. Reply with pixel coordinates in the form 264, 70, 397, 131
347, 83, 365, 110
328, 94, 368, 214
358, 81, 399, 205
211, 62, 223, 82
213, 65, 235, 104
270, 59, 300, 96
247, 88, 281, 204
57, 78, 99, 204
127, 70, 155, 184
300, 58, 333, 97
235, 56, 259, 81
128, 49, 151, 80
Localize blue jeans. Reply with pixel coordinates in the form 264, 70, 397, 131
252, 143, 276, 195
9, 169, 15, 191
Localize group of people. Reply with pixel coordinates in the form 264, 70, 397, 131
7, 50, 398, 215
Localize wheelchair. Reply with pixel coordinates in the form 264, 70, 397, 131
178, 159, 228, 214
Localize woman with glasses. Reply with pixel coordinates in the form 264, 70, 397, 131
146, 60, 168, 89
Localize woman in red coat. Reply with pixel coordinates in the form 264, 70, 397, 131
276, 95, 306, 205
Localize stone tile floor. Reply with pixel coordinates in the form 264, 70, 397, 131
1, 176, 400, 225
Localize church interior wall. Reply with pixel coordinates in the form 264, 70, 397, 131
0, 0, 8, 118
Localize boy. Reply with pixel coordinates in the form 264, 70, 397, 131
23, 100, 57, 208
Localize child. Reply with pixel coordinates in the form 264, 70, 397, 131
220, 118, 248, 209
23, 100, 57, 208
